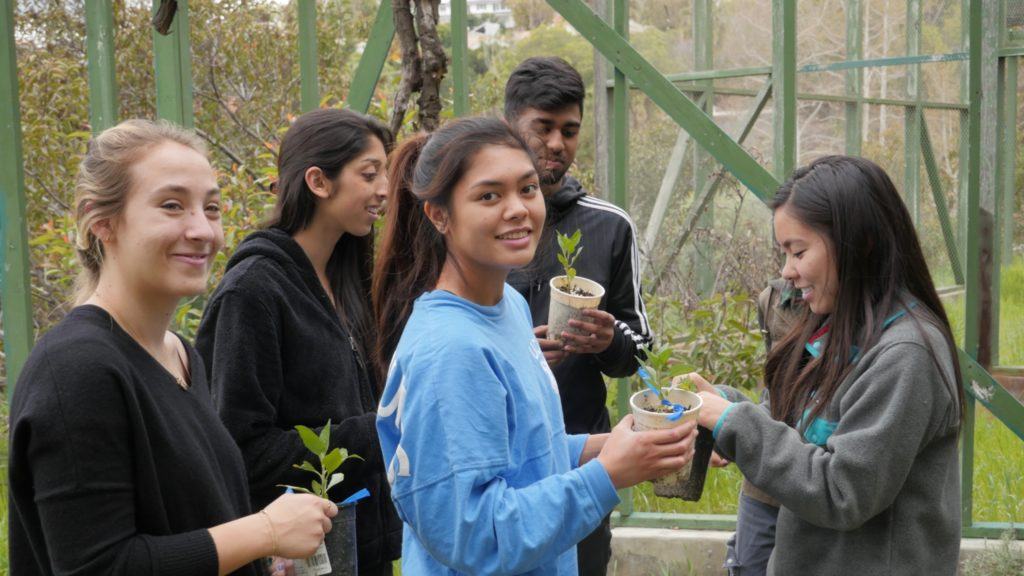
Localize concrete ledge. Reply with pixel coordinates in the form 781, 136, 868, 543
609, 527, 1023, 576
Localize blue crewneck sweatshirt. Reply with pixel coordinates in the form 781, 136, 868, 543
377, 286, 620, 575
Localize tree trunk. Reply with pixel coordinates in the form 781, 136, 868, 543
390, 0, 448, 135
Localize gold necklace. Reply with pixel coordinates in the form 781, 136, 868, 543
96, 300, 191, 390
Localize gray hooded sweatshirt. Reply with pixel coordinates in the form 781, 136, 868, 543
713, 312, 961, 575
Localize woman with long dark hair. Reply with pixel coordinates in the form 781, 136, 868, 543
373, 117, 698, 575
8, 119, 337, 575
686, 155, 965, 575
196, 108, 401, 575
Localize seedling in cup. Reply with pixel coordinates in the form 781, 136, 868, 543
279, 420, 361, 499
634, 345, 695, 421
548, 230, 606, 342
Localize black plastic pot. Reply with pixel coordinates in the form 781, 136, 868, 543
676, 425, 715, 501
294, 503, 357, 576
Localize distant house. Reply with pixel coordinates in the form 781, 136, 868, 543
439, 0, 514, 28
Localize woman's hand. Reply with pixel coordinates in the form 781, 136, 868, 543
597, 415, 698, 489
262, 493, 338, 559
673, 372, 733, 432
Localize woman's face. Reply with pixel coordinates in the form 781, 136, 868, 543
441, 145, 545, 279
102, 141, 223, 301
774, 206, 838, 315
320, 136, 388, 237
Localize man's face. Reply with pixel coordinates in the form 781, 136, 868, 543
511, 105, 582, 192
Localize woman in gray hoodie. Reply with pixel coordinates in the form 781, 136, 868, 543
686, 155, 965, 575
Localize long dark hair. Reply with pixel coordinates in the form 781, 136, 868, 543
372, 117, 534, 381
270, 108, 393, 369
765, 155, 964, 429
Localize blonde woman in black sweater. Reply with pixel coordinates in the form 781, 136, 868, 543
8, 120, 337, 576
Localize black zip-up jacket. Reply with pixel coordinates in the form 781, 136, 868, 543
195, 228, 401, 573
508, 176, 653, 434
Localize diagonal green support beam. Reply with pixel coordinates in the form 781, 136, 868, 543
960, 351, 1024, 441
920, 117, 965, 285
86, 0, 118, 133
345, 0, 395, 114
1, 0, 34, 390
546, 0, 780, 202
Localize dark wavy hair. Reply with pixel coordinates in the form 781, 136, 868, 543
372, 117, 535, 382
269, 108, 393, 384
765, 155, 964, 430
504, 56, 585, 121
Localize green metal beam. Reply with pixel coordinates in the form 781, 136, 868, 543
1, 0, 34, 390
546, 0, 780, 201
298, 0, 319, 113
86, 0, 118, 133
611, 0, 628, 209
920, 118, 965, 285
708, 86, 968, 110
693, 0, 714, 295
152, 0, 194, 127
845, 0, 863, 155
905, 0, 922, 223
998, 57, 1017, 266
772, 0, 796, 178
961, 351, 1024, 441
451, 0, 469, 116
345, 0, 395, 114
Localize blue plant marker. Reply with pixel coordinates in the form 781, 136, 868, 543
637, 367, 686, 421
338, 488, 370, 507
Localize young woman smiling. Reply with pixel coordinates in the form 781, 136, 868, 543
372, 117, 698, 575
196, 108, 401, 575
685, 155, 965, 575
8, 120, 336, 576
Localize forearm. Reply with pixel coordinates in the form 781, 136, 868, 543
579, 433, 607, 466
209, 514, 273, 575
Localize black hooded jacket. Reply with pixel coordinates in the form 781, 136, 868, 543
195, 228, 401, 572
508, 176, 653, 434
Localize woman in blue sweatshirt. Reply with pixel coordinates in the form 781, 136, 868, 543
196, 109, 402, 574
688, 156, 965, 575
371, 117, 699, 575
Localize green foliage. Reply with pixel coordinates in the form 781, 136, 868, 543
279, 420, 362, 500
635, 343, 694, 392
556, 229, 583, 288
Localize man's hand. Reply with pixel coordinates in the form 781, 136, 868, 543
562, 309, 615, 355
534, 325, 567, 367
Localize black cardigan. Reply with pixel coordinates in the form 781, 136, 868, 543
195, 228, 401, 573
8, 305, 259, 576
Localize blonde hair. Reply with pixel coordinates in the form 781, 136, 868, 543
73, 119, 207, 304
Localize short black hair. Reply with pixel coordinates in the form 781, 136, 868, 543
504, 57, 585, 121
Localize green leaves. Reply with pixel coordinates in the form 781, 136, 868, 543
557, 229, 583, 287
635, 343, 695, 391
280, 419, 362, 500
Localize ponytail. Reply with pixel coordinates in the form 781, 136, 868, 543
372, 133, 447, 381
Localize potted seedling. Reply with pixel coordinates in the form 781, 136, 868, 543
628, 345, 714, 501
547, 229, 606, 343
280, 421, 362, 576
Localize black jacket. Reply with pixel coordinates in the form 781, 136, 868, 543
508, 177, 653, 434
195, 228, 401, 572
9, 306, 259, 576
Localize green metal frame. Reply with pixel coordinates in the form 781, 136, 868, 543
1, 0, 33, 390
152, 0, 194, 127
1, 0, 1022, 543
298, 0, 319, 113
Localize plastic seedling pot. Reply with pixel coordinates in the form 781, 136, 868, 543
547, 275, 605, 343
294, 503, 357, 576
629, 388, 714, 500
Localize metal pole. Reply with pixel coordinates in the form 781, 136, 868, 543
693, 0, 714, 295
152, 0, 194, 127
86, 0, 118, 133
904, 0, 921, 224
1, 0, 34, 390
845, 0, 863, 155
451, 0, 469, 116
345, 0, 395, 113
999, 57, 1017, 267
298, 0, 319, 113
611, 0, 628, 209
772, 0, 796, 178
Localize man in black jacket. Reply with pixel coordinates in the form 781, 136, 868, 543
505, 56, 654, 576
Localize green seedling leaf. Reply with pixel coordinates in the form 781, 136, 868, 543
293, 460, 318, 474
327, 473, 345, 492
296, 425, 326, 455
318, 419, 332, 451
277, 484, 313, 495
312, 479, 324, 498
323, 447, 343, 475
